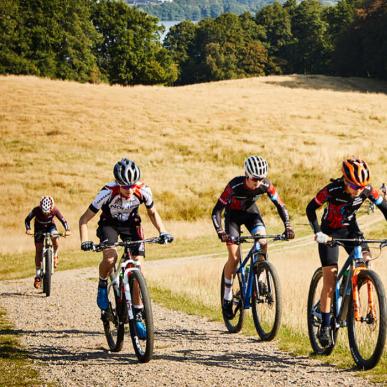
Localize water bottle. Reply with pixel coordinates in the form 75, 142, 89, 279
245, 264, 250, 277
340, 268, 349, 296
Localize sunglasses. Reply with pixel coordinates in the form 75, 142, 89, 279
119, 184, 135, 190
345, 180, 364, 190
249, 176, 264, 182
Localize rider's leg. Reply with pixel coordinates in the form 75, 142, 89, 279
52, 236, 59, 268
34, 242, 43, 275
250, 223, 267, 262
223, 243, 240, 298
99, 247, 118, 279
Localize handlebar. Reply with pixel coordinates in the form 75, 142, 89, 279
92, 236, 168, 252
31, 231, 67, 238
326, 238, 387, 248
229, 234, 288, 244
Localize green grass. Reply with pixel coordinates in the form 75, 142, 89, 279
148, 283, 386, 383
0, 308, 43, 386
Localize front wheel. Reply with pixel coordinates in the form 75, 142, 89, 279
42, 248, 52, 297
252, 261, 281, 341
128, 270, 154, 363
102, 279, 125, 352
220, 266, 244, 333
347, 269, 386, 370
307, 267, 338, 355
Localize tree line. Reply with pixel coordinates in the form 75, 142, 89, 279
1, 0, 386, 85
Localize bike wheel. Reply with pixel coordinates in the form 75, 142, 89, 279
347, 270, 386, 370
220, 267, 244, 333
307, 268, 338, 355
42, 249, 52, 297
102, 280, 125, 352
128, 270, 154, 363
252, 261, 281, 341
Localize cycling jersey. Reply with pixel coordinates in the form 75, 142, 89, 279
89, 181, 153, 226
306, 178, 387, 233
212, 176, 290, 233
25, 207, 69, 232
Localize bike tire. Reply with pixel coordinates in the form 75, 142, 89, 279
102, 280, 125, 352
252, 261, 282, 341
307, 267, 338, 355
42, 248, 52, 297
347, 269, 386, 370
128, 270, 154, 363
220, 266, 244, 333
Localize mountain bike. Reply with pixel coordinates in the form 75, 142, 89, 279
33, 231, 64, 297
307, 237, 387, 370
220, 234, 287, 341
92, 237, 165, 363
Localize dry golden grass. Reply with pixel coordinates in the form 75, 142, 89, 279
1, 74, 387, 253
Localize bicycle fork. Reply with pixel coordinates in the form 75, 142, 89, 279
352, 266, 375, 322
122, 266, 140, 321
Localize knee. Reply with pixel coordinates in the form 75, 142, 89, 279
103, 248, 117, 265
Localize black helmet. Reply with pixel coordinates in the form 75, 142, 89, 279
113, 158, 141, 186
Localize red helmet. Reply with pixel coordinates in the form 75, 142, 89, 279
342, 159, 370, 187
40, 196, 54, 214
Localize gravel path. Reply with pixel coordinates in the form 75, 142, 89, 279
0, 267, 378, 387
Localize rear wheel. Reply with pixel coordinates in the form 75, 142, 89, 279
42, 248, 52, 297
347, 270, 386, 370
220, 266, 244, 333
252, 261, 281, 341
307, 268, 338, 355
128, 270, 154, 363
102, 279, 125, 352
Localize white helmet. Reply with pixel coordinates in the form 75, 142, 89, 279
244, 156, 268, 179
113, 158, 141, 186
40, 196, 54, 214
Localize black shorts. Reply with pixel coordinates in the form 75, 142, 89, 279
225, 211, 266, 241
96, 217, 145, 257
34, 224, 57, 243
318, 225, 369, 267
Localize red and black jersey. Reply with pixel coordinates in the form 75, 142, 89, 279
25, 207, 69, 231
212, 176, 290, 232
306, 178, 387, 233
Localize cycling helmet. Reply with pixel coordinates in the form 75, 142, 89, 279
244, 156, 268, 179
342, 158, 370, 187
113, 158, 141, 186
40, 196, 54, 214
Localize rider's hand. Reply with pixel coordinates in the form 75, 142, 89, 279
25, 229, 33, 235
65, 230, 72, 237
315, 232, 329, 244
284, 226, 295, 240
159, 232, 173, 244
81, 241, 94, 251
217, 230, 229, 243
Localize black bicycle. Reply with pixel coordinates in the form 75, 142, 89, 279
92, 237, 165, 363
307, 237, 387, 369
220, 234, 287, 341
33, 231, 64, 297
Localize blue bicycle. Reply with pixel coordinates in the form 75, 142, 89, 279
220, 234, 287, 341
307, 237, 387, 370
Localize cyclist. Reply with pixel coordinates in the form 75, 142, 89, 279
212, 155, 295, 319
25, 196, 71, 288
306, 158, 387, 347
79, 158, 173, 338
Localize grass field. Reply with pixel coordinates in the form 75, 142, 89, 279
1, 74, 386, 379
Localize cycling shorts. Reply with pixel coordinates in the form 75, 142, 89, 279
96, 217, 145, 257
318, 225, 369, 267
34, 224, 57, 243
225, 211, 266, 243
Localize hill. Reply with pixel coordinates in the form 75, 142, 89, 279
1, 74, 386, 253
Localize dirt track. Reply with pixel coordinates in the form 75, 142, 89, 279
0, 266, 380, 387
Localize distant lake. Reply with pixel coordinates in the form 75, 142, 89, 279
158, 20, 181, 41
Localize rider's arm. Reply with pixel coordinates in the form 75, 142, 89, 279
146, 206, 166, 233
211, 183, 232, 233
306, 186, 329, 233
53, 208, 70, 231
368, 186, 387, 220
266, 183, 291, 227
79, 208, 97, 243
24, 207, 37, 231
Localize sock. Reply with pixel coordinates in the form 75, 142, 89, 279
321, 312, 331, 327
35, 268, 41, 277
223, 277, 233, 301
